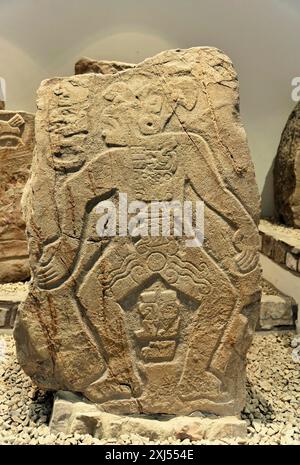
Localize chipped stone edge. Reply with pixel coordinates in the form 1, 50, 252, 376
259, 221, 300, 275
49, 391, 247, 441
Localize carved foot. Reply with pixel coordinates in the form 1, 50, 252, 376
84, 371, 142, 403
178, 371, 222, 401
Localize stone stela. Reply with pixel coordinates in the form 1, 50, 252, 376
0, 110, 35, 283
274, 101, 300, 228
14, 47, 261, 417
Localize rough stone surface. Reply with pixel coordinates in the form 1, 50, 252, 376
259, 294, 295, 330
258, 280, 297, 331
259, 219, 300, 274
273, 240, 287, 265
261, 233, 274, 259
0, 111, 34, 282
0, 283, 28, 330
274, 101, 300, 227
260, 220, 300, 249
286, 252, 298, 272
50, 391, 247, 440
75, 57, 135, 75
14, 47, 261, 417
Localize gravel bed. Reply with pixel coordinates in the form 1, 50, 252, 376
0, 331, 299, 445
261, 279, 283, 297
0, 282, 29, 294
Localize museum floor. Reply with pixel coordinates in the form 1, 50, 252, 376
0, 286, 299, 445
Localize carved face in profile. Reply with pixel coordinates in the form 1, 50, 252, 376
101, 78, 167, 146
101, 75, 198, 146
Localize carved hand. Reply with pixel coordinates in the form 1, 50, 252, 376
233, 221, 260, 274
36, 237, 77, 289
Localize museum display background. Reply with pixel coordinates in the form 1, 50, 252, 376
0, 0, 299, 217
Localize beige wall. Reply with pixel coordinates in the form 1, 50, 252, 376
1, 0, 299, 216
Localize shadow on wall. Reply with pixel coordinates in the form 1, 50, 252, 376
261, 157, 276, 219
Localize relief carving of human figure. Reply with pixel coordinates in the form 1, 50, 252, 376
35, 74, 260, 405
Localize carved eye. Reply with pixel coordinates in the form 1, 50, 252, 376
138, 116, 160, 135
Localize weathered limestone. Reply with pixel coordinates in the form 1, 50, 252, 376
14, 47, 261, 418
0, 287, 28, 330
259, 219, 300, 274
259, 295, 295, 330
50, 391, 247, 440
75, 57, 135, 75
258, 279, 296, 330
274, 101, 300, 227
0, 111, 35, 282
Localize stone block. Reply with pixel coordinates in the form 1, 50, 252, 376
259, 294, 295, 330
50, 391, 247, 441
273, 240, 287, 265
0, 289, 28, 329
262, 233, 274, 258
286, 252, 298, 272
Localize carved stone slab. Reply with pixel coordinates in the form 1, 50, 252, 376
274, 101, 300, 227
14, 48, 261, 417
0, 111, 35, 282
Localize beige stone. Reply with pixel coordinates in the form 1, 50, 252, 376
50, 391, 247, 440
286, 252, 298, 272
259, 294, 295, 330
259, 219, 300, 250
259, 219, 300, 273
273, 239, 287, 265
0, 288, 28, 329
14, 47, 261, 417
262, 233, 274, 258
75, 57, 135, 75
0, 111, 35, 282
274, 101, 300, 227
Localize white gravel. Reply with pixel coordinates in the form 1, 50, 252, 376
0, 331, 299, 445
0, 282, 29, 294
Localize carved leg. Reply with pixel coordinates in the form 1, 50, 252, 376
169, 247, 238, 401
14, 283, 108, 391
77, 254, 143, 403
